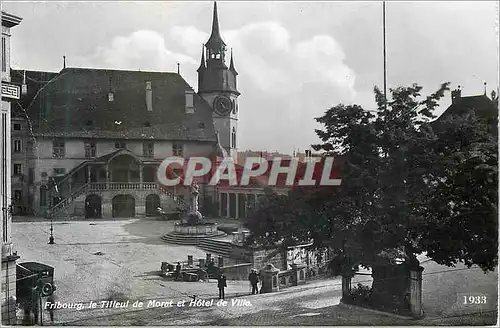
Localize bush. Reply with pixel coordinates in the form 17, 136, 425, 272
344, 283, 371, 306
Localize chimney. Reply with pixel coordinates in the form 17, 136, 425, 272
451, 85, 461, 104
185, 89, 194, 114
146, 81, 152, 111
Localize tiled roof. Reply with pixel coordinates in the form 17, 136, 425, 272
19, 67, 217, 142
436, 95, 498, 123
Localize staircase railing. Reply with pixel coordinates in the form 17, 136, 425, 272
51, 182, 90, 214
52, 160, 91, 190
157, 184, 190, 210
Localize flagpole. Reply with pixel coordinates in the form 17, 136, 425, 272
383, 0, 387, 108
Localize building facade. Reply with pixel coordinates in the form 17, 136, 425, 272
1, 10, 22, 325
9, 3, 247, 220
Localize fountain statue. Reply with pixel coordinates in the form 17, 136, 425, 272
181, 181, 205, 226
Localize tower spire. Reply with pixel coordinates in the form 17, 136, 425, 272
206, 2, 226, 50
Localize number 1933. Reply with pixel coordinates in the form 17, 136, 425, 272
463, 296, 487, 304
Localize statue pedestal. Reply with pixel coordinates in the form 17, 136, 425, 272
260, 264, 280, 293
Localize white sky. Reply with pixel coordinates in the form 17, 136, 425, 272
3, 1, 498, 153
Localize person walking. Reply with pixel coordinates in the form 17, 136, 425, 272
248, 269, 259, 295
46, 294, 56, 323
217, 272, 227, 300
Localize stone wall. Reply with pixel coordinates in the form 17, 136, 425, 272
252, 247, 286, 271
219, 263, 253, 281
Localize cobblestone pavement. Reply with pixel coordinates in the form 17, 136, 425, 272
12, 218, 498, 326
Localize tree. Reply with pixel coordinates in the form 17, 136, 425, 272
245, 82, 498, 291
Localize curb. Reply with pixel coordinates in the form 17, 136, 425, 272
338, 302, 415, 320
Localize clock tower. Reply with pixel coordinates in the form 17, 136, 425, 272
198, 2, 240, 160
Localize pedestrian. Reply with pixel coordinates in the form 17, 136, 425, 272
175, 262, 182, 281
217, 272, 227, 300
46, 294, 56, 322
248, 269, 259, 295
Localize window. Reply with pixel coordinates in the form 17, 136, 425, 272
146, 81, 153, 112
231, 127, 237, 148
172, 143, 183, 157
114, 141, 126, 149
40, 186, 47, 207
143, 141, 154, 158
28, 168, 34, 184
13, 140, 22, 153
14, 190, 22, 202
53, 168, 66, 176
13, 123, 21, 131
198, 122, 205, 129
27, 141, 34, 153
84, 141, 96, 158
53, 139, 65, 158
13, 164, 22, 175
86, 120, 94, 128
185, 90, 194, 113
2, 37, 6, 72
144, 122, 151, 127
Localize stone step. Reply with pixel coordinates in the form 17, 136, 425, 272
198, 239, 233, 257
160, 232, 227, 248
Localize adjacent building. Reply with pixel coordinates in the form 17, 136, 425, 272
1, 10, 22, 325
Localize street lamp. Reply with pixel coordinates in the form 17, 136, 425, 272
47, 177, 55, 244
48, 210, 54, 244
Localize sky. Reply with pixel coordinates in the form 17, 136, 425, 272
3, 1, 499, 153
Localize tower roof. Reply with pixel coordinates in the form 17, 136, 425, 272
229, 49, 238, 75
205, 2, 226, 50
197, 45, 206, 72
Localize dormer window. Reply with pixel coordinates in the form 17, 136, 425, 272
185, 90, 194, 114
146, 81, 153, 111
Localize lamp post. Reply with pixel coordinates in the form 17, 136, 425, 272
47, 177, 55, 244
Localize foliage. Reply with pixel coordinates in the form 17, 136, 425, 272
347, 283, 371, 304
244, 82, 498, 273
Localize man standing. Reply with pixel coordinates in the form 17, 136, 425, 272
248, 269, 259, 295
217, 272, 227, 300
175, 262, 182, 281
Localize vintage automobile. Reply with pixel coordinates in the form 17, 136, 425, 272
160, 262, 208, 282
16, 262, 56, 325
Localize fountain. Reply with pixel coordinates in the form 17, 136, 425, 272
162, 181, 225, 244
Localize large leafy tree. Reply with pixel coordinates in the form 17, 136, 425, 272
245, 83, 498, 276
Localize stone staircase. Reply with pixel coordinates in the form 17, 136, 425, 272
198, 239, 234, 258
160, 232, 225, 245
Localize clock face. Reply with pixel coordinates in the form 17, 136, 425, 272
213, 96, 233, 116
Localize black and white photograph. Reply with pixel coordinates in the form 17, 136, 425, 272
0, 1, 498, 326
